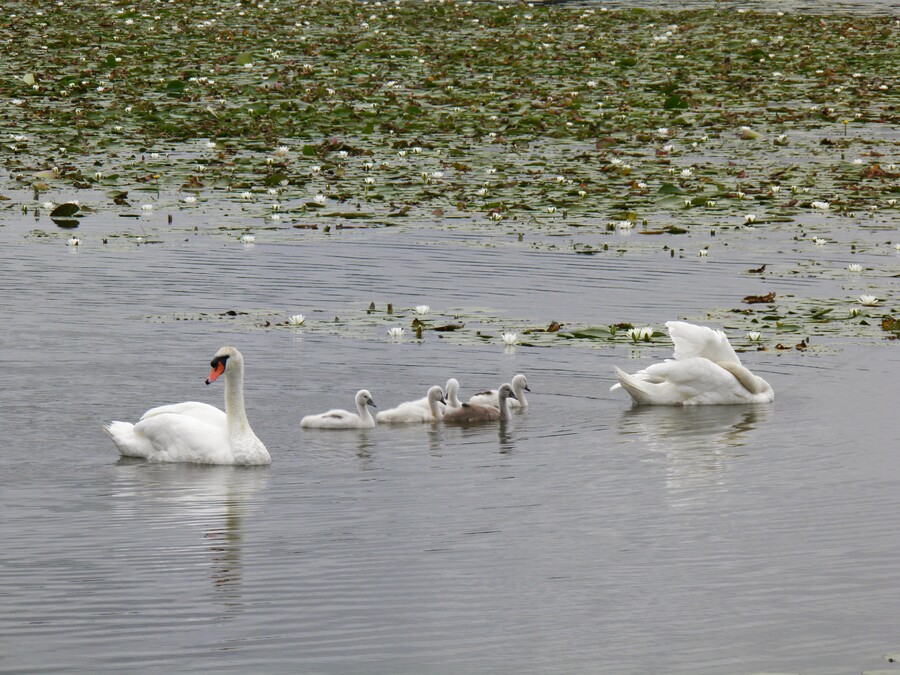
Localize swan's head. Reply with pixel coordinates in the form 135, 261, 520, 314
427, 385, 446, 405
357, 389, 377, 408
206, 346, 243, 385
445, 378, 459, 396
498, 383, 518, 401
512, 373, 530, 392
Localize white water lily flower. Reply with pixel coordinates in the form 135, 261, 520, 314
311, 165, 321, 173
66, 236, 80, 247
414, 305, 430, 315
183, 195, 197, 204
847, 263, 863, 272
364, 177, 375, 185
811, 201, 830, 210
849, 308, 861, 318
41, 201, 55, 210
812, 237, 828, 246
680, 168, 693, 178
313, 194, 327, 205
698, 249, 709, 257
745, 214, 757, 224
141, 203, 153, 211
240, 191, 252, 199
240, 233, 255, 243
858, 295, 879, 306
489, 212, 503, 221
287, 314, 305, 326
501, 332, 518, 346
388, 326, 405, 340
887, 199, 897, 207
546, 206, 557, 213
746, 331, 762, 342
274, 145, 289, 156
269, 214, 281, 221
476, 187, 488, 196
627, 326, 654, 341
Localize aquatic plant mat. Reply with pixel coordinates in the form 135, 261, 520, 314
2, 1, 898, 348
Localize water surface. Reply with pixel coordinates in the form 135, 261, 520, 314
1, 221, 899, 674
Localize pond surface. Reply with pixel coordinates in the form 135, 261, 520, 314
1, 217, 899, 674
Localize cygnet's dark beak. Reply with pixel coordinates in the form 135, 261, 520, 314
524, 384, 531, 392
367, 398, 377, 408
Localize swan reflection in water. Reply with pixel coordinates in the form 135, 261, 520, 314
109, 461, 269, 607
618, 404, 771, 506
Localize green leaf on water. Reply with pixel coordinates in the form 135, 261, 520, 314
658, 183, 681, 195
235, 52, 254, 65
50, 203, 80, 218
663, 94, 688, 110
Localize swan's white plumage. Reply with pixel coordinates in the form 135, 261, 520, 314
445, 383, 517, 423
611, 322, 774, 406
300, 389, 376, 429
376, 385, 446, 423
467, 373, 530, 409
104, 346, 271, 465
409, 378, 461, 412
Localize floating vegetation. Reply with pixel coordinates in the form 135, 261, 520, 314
2, 0, 897, 347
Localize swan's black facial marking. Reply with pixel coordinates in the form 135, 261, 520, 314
206, 354, 230, 385
210, 354, 230, 370
523, 383, 531, 392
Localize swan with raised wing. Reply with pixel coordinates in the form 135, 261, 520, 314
104, 346, 270, 465
611, 321, 774, 405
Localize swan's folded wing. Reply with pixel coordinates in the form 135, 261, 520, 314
141, 402, 226, 427
643, 358, 750, 403
134, 413, 231, 464
666, 321, 740, 365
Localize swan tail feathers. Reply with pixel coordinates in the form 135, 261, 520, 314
613, 367, 656, 405
104, 421, 153, 458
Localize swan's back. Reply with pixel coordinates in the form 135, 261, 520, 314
442, 402, 500, 423
376, 386, 445, 423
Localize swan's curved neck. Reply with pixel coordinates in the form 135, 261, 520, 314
716, 361, 768, 395
224, 365, 252, 434
512, 382, 527, 407
357, 398, 374, 425
498, 396, 512, 421
429, 397, 443, 420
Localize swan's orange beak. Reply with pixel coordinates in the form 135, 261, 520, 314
206, 361, 225, 385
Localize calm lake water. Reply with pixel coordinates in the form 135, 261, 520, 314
1, 206, 899, 674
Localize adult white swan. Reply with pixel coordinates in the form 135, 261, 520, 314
376, 385, 446, 423
611, 321, 774, 405
104, 346, 271, 465
300, 389, 377, 429
445, 383, 517, 424
467, 373, 530, 409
